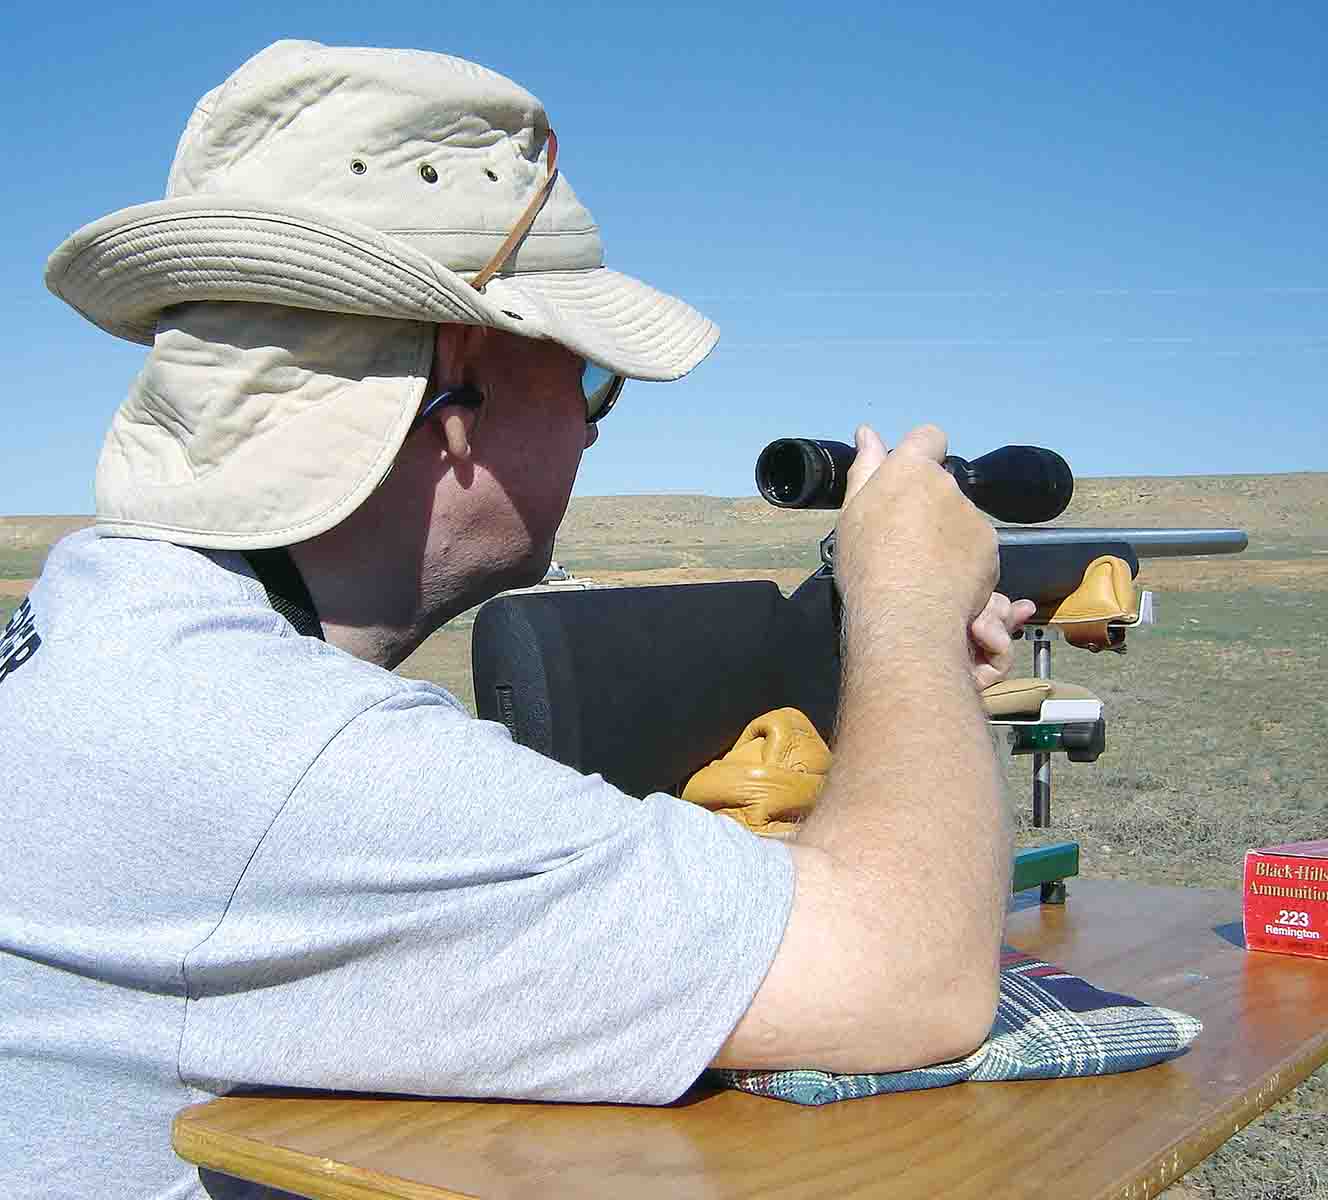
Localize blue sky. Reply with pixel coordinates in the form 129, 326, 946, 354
5, 1, 1324, 513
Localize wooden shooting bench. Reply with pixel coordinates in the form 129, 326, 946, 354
173, 880, 1328, 1199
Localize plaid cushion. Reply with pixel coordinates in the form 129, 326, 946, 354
711, 945, 1202, 1105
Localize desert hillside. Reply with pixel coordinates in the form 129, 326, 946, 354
4, 470, 1322, 569
5, 472, 1323, 597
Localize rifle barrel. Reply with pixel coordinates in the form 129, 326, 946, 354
995, 527, 1247, 558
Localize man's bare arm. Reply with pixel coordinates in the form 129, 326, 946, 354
712, 424, 1010, 1074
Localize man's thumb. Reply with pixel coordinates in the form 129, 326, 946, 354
843, 425, 887, 507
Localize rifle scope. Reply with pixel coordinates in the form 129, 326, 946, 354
755, 439, 1074, 524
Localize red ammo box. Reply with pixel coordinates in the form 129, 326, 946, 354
1244, 839, 1328, 960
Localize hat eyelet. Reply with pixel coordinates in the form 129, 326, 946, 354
349, 159, 367, 175
485, 169, 499, 182
419, 164, 439, 184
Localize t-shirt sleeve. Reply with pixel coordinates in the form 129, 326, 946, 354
178, 691, 794, 1105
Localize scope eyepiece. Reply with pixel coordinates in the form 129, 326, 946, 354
755, 439, 856, 509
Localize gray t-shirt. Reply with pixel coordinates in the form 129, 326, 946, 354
1, 531, 793, 1200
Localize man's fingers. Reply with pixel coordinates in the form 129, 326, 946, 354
973, 659, 1013, 692
972, 594, 1037, 645
891, 423, 948, 464
971, 612, 1012, 657
842, 423, 952, 510
970, 594, 1008, 649
842, 425, 888, 508
970, 594, 1041, 690
971, 625, 1016, 690
1010, 599, 1037, 628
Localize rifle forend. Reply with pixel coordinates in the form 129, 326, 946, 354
993, 527, 1246, 609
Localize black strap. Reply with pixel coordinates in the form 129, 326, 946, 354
243, 548, 325, 641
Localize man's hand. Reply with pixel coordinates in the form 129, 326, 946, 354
970, 593, 1037, 691
837, 424, 999, 634
840, 424, 1032, 688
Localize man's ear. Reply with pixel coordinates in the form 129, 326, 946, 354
429, 323, 488, 395
426, 324, 488, 462
439, 401, 479, 461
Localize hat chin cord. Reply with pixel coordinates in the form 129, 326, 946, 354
468, 129, 559, 292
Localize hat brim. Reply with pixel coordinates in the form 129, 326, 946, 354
45, 196, 719, 381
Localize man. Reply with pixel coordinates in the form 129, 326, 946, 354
3, 41, 1030, 1199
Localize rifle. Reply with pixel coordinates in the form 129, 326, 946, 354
756, 438, 1248, 901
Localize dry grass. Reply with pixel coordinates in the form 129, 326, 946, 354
1001, 554, 1327, 1197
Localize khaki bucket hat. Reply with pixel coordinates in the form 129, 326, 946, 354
45, 40, 719, 548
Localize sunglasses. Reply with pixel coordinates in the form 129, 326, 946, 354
410, 361, 625, 439
581, 361, 626, 423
